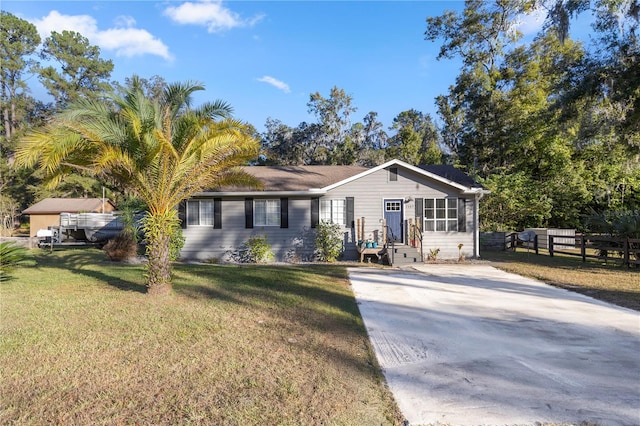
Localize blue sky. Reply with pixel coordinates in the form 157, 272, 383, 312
4, 1, 552, 133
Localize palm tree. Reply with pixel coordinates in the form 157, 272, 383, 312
16, 77, 261, 295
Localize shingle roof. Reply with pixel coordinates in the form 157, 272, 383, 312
418, 165, 485, 189
229, 165, 370, 191
212, 162, 484, 193
23, 198, 115, 214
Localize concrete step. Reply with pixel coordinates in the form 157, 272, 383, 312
388, 245, 422, 266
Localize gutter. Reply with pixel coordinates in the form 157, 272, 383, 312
193, 189, 327, 197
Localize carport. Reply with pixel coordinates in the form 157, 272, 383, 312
348, 265, 640, 426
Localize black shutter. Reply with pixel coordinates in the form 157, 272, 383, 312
346, 197, 354, 228
178, 201, 187, 229
458, 198, 466, 232
280, 198, 288, 228
245, 198, 253, 229
213, 198, 222, 229
415, 198, 423, 222
311, 197, 319, 228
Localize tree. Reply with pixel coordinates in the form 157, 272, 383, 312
307, 86, 357, 165
387, 109, 443, 165
260, 118, 304, 165
0, 12, 41, 141
16, 78, 260, 295
36, 30, 114, 108
112, 75, 168, 102
348, 111, 388, 166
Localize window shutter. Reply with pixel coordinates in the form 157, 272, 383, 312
415, 198, 423, 222
178, 201, 187, 229
280, 198, 288, 228
346, 197, 354, 228
245, 198, 253, 229
458, 198, 466, 232
213, 198, 222, 229
311, 197, 319, 228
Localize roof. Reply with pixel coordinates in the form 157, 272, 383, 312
418, 165, 485, 189
203, 159, 487, 196
22, 198, 116, 215
221, 165, 369, 192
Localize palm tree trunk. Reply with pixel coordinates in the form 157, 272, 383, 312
143, 212, 176, 296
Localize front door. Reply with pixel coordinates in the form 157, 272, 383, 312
384, 199, 403, 243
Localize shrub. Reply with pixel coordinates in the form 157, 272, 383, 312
0, 241, 30, 281
245, 235, 274, 263
315, 220, 343, 262
169, 227, 185, 261
427, 248, 440, 261
103, 232, 138, 261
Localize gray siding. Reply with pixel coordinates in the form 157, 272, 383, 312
326, 167, 476, 259
181, 197, 318, 262
181, 166, 480, 262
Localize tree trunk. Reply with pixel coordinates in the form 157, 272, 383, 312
144, 213, 175, 296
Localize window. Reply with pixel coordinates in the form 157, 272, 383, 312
254, 199, 280, 226
320, 199, 346, 225
385, 201, 402, 212
389, 167, 398, 182
424, 198, 458, 232
187, 200, 214, 226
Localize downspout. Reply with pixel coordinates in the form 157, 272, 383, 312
474, 193, 480, 259
474, 191, 486, 259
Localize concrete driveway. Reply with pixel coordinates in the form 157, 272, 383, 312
348, 265, 640, 426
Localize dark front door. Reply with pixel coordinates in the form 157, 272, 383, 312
384, 199, 403, 243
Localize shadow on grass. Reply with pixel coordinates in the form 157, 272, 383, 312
33, 248, 146, 294
173, 263, 360, 318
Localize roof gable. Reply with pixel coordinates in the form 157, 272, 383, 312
321, 159, 486, 193
23, 198, 116, 214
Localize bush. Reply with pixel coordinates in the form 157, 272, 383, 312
0, 241, 30, 281
315, 220, 343, 262
169, 227, 185, 261
245, 235, 274, 263
427, 248, 440, 261
103, 232, 138, 261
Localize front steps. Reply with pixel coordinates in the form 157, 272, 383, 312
387, 244, 422, 266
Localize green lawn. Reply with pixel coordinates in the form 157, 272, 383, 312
0, 249, 403, 425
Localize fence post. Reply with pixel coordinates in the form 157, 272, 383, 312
534, 234, 539, 255
549, 235, 554, 257
581, 235, 586, 263
624, 238, 630, 268
510, 233, 516, 251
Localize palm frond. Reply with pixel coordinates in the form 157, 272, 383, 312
163, 81, 205, 116
196, 100, 234, 120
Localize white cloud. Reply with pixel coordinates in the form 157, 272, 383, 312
164, 0, 264, 33
257, 76, 290, 93
30, 10, 173, 61
514, 8, 547, 36
96, 28, 172, 60
32, 10, 97, 38
114, 15, 136, 28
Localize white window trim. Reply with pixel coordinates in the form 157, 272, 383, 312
320, 199, 346, 226
424, 197, 458, 232
186, 199, 214, 226
254, 199, 281, 227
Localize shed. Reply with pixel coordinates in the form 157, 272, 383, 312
22, 198, 116, 237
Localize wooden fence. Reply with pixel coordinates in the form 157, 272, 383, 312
549, 235, 640, 267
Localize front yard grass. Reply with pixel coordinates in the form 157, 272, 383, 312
483, 249, 640, 311
0, 249, 403, 425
